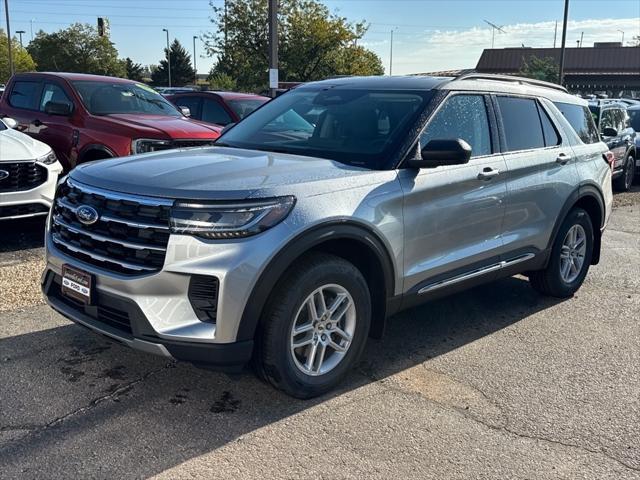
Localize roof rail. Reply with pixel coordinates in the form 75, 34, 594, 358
452, 73, 568, 93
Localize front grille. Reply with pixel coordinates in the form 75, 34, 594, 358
0, 203, 49, 218
0, 162, 47, 192
50, 178, 173, 275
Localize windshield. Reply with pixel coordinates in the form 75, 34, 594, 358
218, 88, 431, 168
628, 109, 640, 132
73, 81, 180, 116
227, 98, 269, 120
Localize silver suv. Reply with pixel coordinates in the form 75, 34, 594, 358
42, 74, 613, 398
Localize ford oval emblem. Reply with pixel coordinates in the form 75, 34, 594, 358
0, 170, 9, 181
76, 205, 99, 226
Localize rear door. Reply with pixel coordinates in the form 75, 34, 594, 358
399, 92, 508, 294
495, 95, 579, 257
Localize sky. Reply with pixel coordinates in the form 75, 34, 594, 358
6, 0, 640, 76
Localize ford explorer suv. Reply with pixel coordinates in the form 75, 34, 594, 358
588, 100, 636, 191
42, 74, 613, 398
0, 73, 221, 171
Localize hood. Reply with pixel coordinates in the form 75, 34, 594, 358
98, 114, 221, 138
70, 147, 395, 200
0, 127, 52, 161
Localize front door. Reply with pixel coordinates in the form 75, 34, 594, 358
399, 93, 507, 294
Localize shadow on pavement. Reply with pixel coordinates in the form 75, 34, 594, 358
0, 275, 564, 477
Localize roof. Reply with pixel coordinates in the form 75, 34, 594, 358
14, 72, 136, 83
476, 46, 640, 75
297, 75, 451, 90
167, 91, 270, 101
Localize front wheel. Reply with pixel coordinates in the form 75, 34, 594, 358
614, 154, 635, 192
254, 253, 371, 399
529, 208, 594, 298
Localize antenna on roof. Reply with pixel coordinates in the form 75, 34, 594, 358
483, 19, 506, 49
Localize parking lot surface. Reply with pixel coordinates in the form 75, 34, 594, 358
1, 188, 639, 479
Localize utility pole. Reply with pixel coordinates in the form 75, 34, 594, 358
553, 20, 558, 48
558, 0, 569, 85
484, 19, 506, 49
579, 31, 583, 47
618, 29, 624, 45
4, 0, 14, 77
193, 35, 197, 85
16, 29, 24, 47
389, 29, 394, 76
268, 0, 278, 98
162, 28, 171, 87
30, 18, 34, 40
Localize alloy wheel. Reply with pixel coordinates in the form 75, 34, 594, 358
559, 224, 587, 283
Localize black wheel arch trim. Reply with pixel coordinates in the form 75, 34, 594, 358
547, 182, 605, 266
79, 144, 116, 162
236, 220, 397, 342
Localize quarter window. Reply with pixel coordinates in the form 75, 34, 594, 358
538, 104, 560, 147
497, 96, 545, 152
420, 94, 492, 157
554, 102, 600, 144
8, 81, 41, 110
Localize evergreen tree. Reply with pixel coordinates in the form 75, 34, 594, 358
125, 57, 145, 81
151, 39, 196, 87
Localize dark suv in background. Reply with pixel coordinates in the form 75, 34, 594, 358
0, 73, 222, 171
588, 100, 636, 191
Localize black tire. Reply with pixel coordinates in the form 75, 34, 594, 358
254, 253, 371, 399
613, 154, 635, 192
529, 208, 594, 298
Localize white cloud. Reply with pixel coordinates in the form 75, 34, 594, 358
366, 17, 640, 74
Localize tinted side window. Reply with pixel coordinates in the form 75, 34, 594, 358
420, 94, 492, 157
497, 96, 544, 151
201, 99, 233, 126
9, 81, 41, 110
174, 96, 201, 119
40, 83, 73, 112
554, 102, 599, 144
600, 110, 615, 130
537, 104, 560, 147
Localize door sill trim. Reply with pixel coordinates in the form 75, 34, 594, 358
417, 253, 535, 295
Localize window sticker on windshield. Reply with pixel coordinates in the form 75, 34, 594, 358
136, 83, 157, 94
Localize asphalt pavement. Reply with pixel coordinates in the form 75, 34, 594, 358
1, 188, 638, 479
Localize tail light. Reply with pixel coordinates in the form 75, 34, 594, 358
603, 151, 615, 170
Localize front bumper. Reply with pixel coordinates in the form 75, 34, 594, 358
42, 270, 253, 370
0, 162, 62, 220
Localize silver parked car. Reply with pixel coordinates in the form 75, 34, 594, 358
42, 74, 612, 398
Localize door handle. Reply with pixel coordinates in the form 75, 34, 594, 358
477, 167, 500, 180
556, 153, 571, 165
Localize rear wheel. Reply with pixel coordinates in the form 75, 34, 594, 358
254, 253, 371, 399
529, 208, 594, 298
614, 154, 635, 192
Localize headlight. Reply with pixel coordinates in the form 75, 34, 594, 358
131, 138, 172, 154
37, 150, 58, 165
170, 196, 296, 239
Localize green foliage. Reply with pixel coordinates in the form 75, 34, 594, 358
27, 23, 125, 77
629, 35, 640, 47
151, 39, 196, 87
208, 72, 237, 91
519, 56, 559, 84
125, 57, 145, 81
0, 29, 37, 83
203, 0, 384, 91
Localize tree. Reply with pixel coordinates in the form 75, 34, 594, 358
0, 30, 37, 83
629, 35, 640, 47
27, 23, 125, 77
208, 71, 237, 91
151, 39, 196, 87
125, 57, 145, 81
519, 56, 559, 84
203, 0, 383, 91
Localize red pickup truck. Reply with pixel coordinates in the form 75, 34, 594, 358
0, 73, 221, 170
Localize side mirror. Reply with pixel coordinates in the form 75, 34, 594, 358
2, 117, 18, 129
44, 101, 72, 116
179, 106, 191, 117
601, 127, 618, 138
407, 139, 472, 168
219, 122, 236, 136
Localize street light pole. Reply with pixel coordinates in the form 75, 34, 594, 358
618, 29, 624, 45
4, 0, 14, 77
389, 29, 394, 76
15, 29, 24, 47
558, 0, 570, 85
162, 28, 171, 87
268, 0, 278, 98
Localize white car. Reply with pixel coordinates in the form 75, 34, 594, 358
0, 117, 63, 221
